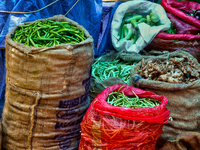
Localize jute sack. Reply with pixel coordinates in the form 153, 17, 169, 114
89, 50, 170, 102
2, 15, 94, 150
89, 51, 127, 102
159, 131, 200, 150
130, 50, 200, 148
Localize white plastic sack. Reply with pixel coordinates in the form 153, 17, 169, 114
111, 0, 171, 53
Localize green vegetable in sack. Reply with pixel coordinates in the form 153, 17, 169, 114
118, 11, 160, 42
150, 12, 160, 23
125, 14, 143, 23
106, 86, 161, 108
92, 57, 136, 84
131, 19, 138, 29
12, 20, 86, 48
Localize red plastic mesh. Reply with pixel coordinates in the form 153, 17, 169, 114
79, 84, 170, 150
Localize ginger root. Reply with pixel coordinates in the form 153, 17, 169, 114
137, 56, 200, 83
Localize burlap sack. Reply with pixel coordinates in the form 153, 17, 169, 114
89, 50, 170, 102
130, 50, 200, 148
2, 15, 94, 150
116, 49, 170, 62
159, 131, 200, 150
89, 51, 128, 102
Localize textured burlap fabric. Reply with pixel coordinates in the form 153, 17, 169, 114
89, 51, 127, 102
89, 50, 170, 102
130, 50, 200, 148
160, 131, 200, 150
2, 15, 94, 150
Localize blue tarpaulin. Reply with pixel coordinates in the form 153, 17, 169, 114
0, 49, 5, 117
0, 0, 102, 49
0, 0, 102, 117
97, 1, 122, 57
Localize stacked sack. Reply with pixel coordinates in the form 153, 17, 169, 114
2, 15, 94, 150
130, 50, 200, 148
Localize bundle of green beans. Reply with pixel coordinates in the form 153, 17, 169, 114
106, 88, 161, 108
92, 57, 136, 84
11, 20, 86, 48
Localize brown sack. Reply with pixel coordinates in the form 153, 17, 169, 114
130, 50, 200, 148
160, 131, 200, 150
2, 15, 94, 150
89, 51, 127, 102
89, 50, 169, 102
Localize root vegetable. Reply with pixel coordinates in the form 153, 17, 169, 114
135, 56, 200, 83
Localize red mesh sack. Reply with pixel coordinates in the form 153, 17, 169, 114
79, 84, 170, 150
146, 0, 200, 62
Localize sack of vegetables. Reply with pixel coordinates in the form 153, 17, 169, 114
2, 15, 94, 150
89, 51, 136, 102
130, 50, 200, 148
79, 84, 170, 150
145, 0, 200, 62
111, 0, 170, 53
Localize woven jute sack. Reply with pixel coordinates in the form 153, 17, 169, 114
159, 131, 200, 150
2, 15, 94, 150
130, 50, 200, 148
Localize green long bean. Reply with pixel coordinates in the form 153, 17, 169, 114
106, 88, 161, 108
11, 19, 86, 47
92, 57, 136, 84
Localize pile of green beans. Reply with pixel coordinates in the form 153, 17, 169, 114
11, 20, 86, 48
106, 88, 161, 108
92, 57, 136, 84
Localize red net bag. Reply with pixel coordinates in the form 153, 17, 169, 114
79, 84, 170, 150
146, 0, 200, 62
